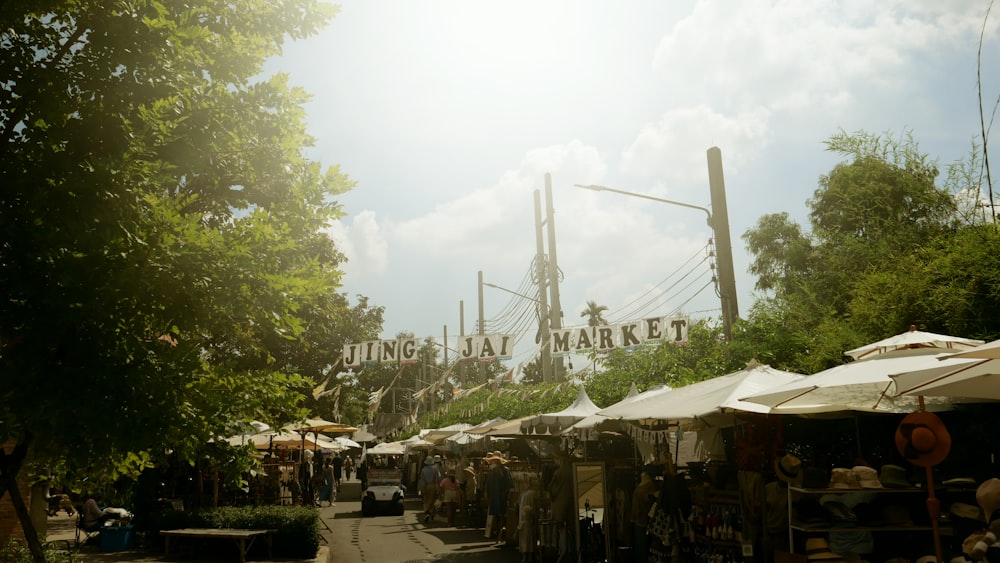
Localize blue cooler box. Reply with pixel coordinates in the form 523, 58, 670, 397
100, 525, 134, 552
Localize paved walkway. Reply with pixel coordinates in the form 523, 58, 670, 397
39, 479, 526, 563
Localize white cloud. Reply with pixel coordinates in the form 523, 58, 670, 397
388, 140, 608, 270
620, 105, 771, 182
326, 210, 388, 276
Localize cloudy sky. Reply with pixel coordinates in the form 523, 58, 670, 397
269, 0, 998, 369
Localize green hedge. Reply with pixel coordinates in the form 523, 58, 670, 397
149, 505, 320, 559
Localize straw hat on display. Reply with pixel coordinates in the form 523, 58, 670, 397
894, 410, 951, 467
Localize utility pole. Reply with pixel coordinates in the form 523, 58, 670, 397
459, 301, 465, 386
477, 271, 485, 383
707, 147, 739, 341
534, 190, 553, 383
442, 325, 448, 369
544, 174, 565, 381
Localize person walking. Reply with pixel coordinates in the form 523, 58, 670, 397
344, 456, 354, 481
439, 470, 462, 526
332, 452, 344, 491
319, 458, 335, 506
483, 451, 513, 539
357, 459, 368, 491
418, 457, 442, 523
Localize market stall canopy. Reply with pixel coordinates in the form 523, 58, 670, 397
566, 384, 672, 437
367, 440, 408, 455
599, 363, 805, 429
844, 326, 984, 361
352, 426, 378, 443
475, 415, 537, 438
284, 417, 359, 434
233, 430, 340, 450
463, 417, 508, 435
740, 348, 956, 414
520, 385, 600, 436
420, 423, 474, 444
890, 356, 1000, 400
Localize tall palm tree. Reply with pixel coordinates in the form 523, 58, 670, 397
580, 300, 609, 327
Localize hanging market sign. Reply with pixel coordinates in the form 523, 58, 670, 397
343, 333, 514, 369
550, 315, 690, 356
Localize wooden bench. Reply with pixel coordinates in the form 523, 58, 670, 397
160, 528, 277, 563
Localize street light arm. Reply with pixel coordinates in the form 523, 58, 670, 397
482, 282, 541, 304
574, 184, 712, 226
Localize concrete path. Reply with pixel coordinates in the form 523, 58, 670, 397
38, 478, 526, 563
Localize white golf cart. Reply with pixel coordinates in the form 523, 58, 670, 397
361, 467, 406, 516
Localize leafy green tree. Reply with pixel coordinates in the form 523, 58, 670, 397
0, 2, 376, 557
741, 129, 969, 370
580, 300, 610, 327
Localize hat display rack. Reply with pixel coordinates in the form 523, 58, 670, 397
895, 396, 952, 563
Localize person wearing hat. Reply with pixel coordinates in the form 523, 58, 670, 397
764, 454, 801, 560
418, 456, 443, 523
484, 451, 514, 539
461, 465, 479, 503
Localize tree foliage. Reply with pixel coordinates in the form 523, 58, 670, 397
741, 129, 1000, 373
0, 3, 383, 557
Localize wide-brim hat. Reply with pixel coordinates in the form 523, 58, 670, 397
853, 465, 882, 489
485, 451, 509, 464
424, 457, 435, 465
951, 502, 983, 522
878, 464, 911, 488
977, 478, 1000, 522
895, 410, 951, 467
775, 454, 803, 485
805, 537, 845, 560
463, 466, 476, 476
828, 468, 861, 489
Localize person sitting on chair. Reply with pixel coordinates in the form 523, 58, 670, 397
81, 495, 120, 531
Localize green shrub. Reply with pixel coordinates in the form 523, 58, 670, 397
0, 539, 76, 563
148, 505, 320, 559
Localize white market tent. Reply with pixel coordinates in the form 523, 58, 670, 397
598, 363, 805, 429
520, 385, 601, 436
565, 383, 672, 439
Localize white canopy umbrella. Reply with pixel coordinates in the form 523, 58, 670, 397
740, 348, 955, 414
844, 326, 983, 361
599, 363, 805, 428
231, 431, 321, 450
333, 436, 362, 449
520, 385, 601, 436
890, 356, 1000, 400
935, 337, 1000, 360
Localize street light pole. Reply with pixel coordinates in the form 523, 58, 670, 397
480, 280, 552, 381
574, 149, 739, 340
